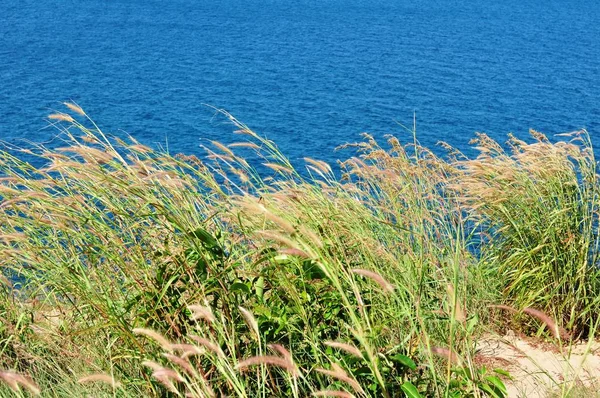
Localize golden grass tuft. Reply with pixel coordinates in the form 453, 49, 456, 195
63, 102, 86, 116
77, 373, 121, 388
324, 341, 363, 359
133, 328, 173, 352
351, 268, 395, 293
0, 371, 41, 395
315, 363, 364, 395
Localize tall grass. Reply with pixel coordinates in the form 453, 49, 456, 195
0, 105, 598, 396
449, 131, 600, 336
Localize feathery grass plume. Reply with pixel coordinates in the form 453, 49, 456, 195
0, 274, 10, 287
235, 344, 298, 376
0, 371, 41, 395
239, 306, 260, 341
450, 130, 600, 334
446, 283, 466, 323
163, 353, 195, 376
211, 141, 235, 157
313, 391, 356, 398
304, 157, 332, 174
142, 361, 163, 371
188, 304, 215, 323
133, 328, 173, 352
263, 162, 294, 174
279, 247, 311, 258
298, 225, 324, 248
255, 230, 298, 249
228, 141, 261, 150
57, 145, 114, 164
236, 355, 298, 377
81, 134, 100, 144
430, 347, 460, 365
63, 101, 86, 116
324, 341, 363, 359
152, 368, 183, 395
77, 373, 121, 388
489, 305, 570, 340
0, 233, 26, 242
170, 344, 205, 358
236, 199, 296, 234
129, 144, 153, 153
268, 344, 293, 362
189, 336, 225, 358
316, 363, 365, 395
351, 268, 394, 293
48, 113, 75, 123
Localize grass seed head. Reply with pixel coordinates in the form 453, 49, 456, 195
188, 305, 215, 324
78, 373, 121, 388
351, 268, 395, 293
0, 371, 41, 395
63, 102, 86, 116
316, 363, 364, 395
133, 328, 173, 352
324, 341, 363, 359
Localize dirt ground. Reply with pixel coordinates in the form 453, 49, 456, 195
477, 332, 600, 397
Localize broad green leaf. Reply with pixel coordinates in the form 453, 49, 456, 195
230, 282, 250, 294
401, 381, 422, 398
486, 376, 508, 396
493, 368, 512, 379
479, 382, 502, 398
390, 354, 417, 370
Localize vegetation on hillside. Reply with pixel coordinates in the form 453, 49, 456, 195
0, 104, 599, 397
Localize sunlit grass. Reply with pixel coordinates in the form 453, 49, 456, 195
0, 104, 598, 396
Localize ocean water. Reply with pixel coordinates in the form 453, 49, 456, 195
1, 0, 599, 166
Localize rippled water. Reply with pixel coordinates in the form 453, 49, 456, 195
1, 0, 599, 165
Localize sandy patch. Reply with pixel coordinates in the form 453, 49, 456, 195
477, 332, 600, 397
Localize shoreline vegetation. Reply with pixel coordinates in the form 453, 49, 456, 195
1, 103, 599, 397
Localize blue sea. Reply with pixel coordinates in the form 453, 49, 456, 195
1, 0, 599, 166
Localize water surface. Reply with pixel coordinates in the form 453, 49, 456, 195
1, 0, 599, 164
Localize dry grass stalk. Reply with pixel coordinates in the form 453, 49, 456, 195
188, 305, 215, 323
129, 144, 153, 153
236, 355, 298, 377
153, 368, 184, 383
142, 360, 163, 371
255, 230, 298, 249
211, 141, 235, 157
77, 373, 121, 388
48, 113, 74, 123
351, 268, 395, 293
304, 157, 332, 174
315, 363, 365, 395
446, 283, 466, 323
133, 328, 173, 351
189, 336, 225, 358
313, 391, 356, 398
163, 353, 195, 376
228, 142, 260, 150
263, 163, 294, 174
63, 102, 86, 116
0, 371, 41, 395
279, 248, 312, 258
151, 368, 182, 395
268, 344, 292, 361
170, 344, 205, 358
236, 199, 296, 234
324, 341, 363, 359
430, 346, 461, 365
489, 304, 570, 340
239, 306, 260, 340
298, 225, 324, 248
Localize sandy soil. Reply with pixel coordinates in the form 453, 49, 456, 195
477, 332, 600, 397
